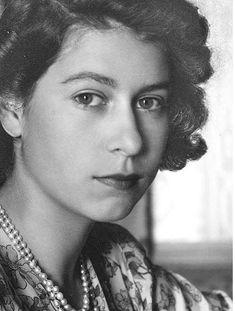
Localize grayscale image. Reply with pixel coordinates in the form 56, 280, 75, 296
0, 0, 232, 310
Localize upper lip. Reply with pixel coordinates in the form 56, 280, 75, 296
94, 173, 142, 180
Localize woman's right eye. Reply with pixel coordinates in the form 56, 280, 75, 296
73, 93, 106, 107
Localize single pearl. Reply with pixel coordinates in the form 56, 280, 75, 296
20, 251, 26, 258
46, 286, 52, 292
56, 292, 64, 301
83, 300, 89, 307
83, 294, 89, 301
27, 253, 33, 259
49, 292, 55, 299
17, 235, 23, 241
13, 239, 18, 245
53, 285, 59, 293
64, 305, 72, 311
82, 281, 89, 287
54, 300, 60, 307
25, 256, 30, 262
40, 273, 47, 280
9, 224, 15, 230
61, 298, 68, 306
47, 280, 53, 287
21, 241, 27, 248
25, 247, 31, 254
34, 266, 41, 274
9, 233, 14, 239
16, 244, 22, 251
6, 217, 11, 224
13, 229, 18, 236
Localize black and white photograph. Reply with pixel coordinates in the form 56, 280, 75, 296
0, 0, 232, 310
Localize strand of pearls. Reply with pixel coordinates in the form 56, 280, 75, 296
0, 205, 99, 311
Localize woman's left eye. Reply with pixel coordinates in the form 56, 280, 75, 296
73, 93, 105, 107
136, 96, 166, 111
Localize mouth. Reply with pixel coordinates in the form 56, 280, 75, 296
94, 174, 142, 190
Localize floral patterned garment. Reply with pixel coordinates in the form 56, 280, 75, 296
0, 223, 232, 311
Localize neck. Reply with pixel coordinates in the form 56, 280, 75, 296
0, 167, 94, 290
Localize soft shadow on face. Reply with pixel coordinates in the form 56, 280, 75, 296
20, 26, 170, 221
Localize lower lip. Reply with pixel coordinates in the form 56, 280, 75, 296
95, 177, 139, 190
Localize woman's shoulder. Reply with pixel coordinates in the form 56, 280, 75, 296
153, 265, 232, 311
88, 223, 232, 311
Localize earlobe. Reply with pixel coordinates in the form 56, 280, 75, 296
0, 101, 23, 138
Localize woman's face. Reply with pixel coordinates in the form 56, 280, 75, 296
20, 27, 170, 221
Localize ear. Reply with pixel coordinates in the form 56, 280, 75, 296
0, 101, 24, 138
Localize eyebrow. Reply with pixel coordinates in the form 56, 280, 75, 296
61, 71, 118, 88
61, 70, 170, 92
137, 81, 171, 95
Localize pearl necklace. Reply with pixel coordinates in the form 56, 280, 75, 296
0, 205, 99, 311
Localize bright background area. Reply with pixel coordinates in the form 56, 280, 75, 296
153, 0, 233, 244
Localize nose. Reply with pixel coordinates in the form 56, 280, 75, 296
106, 106, 143, 157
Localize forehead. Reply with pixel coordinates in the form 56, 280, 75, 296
46, 26, 169, 88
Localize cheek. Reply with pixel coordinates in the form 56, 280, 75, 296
141, 122, 168, 181
142, 115, 169, 157
22, 104, 99, 176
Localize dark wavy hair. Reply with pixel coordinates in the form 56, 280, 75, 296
0, 0, 213, 185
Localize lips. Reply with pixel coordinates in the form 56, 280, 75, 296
94, 174, 141, 190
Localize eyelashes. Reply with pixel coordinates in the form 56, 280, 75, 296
73, 91, 168, 112
136, 96, 167, 111
73, 93, 106, 107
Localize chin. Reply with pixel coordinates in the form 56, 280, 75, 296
96, 210, 132, 222
87, 197, 140, 223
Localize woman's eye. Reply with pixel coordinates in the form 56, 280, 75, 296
136, 96, 166, 111
73, 93, 105, 107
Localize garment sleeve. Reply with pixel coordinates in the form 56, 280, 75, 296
153, 265, 233, 311
202, 289, 233, 311
104, 224, 233, 311
93, 223, 232, 311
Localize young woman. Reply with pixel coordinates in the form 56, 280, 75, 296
0, 0, 232, 310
